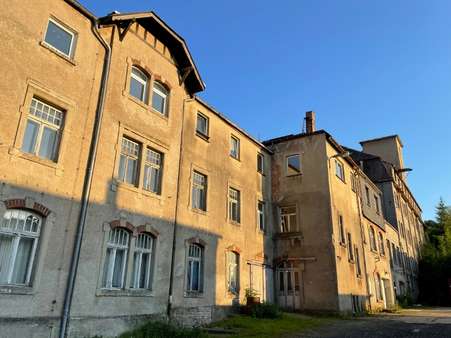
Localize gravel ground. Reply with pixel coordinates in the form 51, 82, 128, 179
290, 308, 451, 338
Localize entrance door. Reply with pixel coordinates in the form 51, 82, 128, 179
276, 262, 301, 310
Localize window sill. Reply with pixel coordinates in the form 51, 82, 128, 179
257, 171, 266, 176
274, 231, 303, 239
191, 208, 208, 216
196, 131, 210, 142
335, 175, 346, 184
10, 148, 63, 174
96, 288, 154, 297
150, 107, 169, 121
339, 242, 347, 247
229, 220, 241, 227
123, 93, 169, 123
230, 155, 240, 162
286, 173, 303, 178
0, 285, 34, 295
40, 41, 76, 66
184, 291, 204, 298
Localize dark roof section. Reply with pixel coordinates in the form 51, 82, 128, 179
342, 146, 379, 161
360, 134, 403, 147
262, 130, 328, 146
99, 11, 205, 94
194, 97, 272, 154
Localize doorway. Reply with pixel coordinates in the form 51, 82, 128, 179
276, 261, 301, 310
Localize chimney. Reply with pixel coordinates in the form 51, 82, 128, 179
305, 111, 316, 134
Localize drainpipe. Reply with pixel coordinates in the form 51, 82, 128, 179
58, 8, 112, 338
167, 96, 190, 318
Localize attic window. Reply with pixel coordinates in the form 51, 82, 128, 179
44, 19, 76, 58
152, 82, 168, 116
130, 67, 149, 103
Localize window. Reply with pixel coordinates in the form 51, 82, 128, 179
369, 226, 377, 252
230, 136, 240, 159
335, 160, 345, 181
228, 188, 241, 223
129, 66, 149, 103
196, 113, 209, 137
131, 233, 154, 289
151, 82, 168, 115
351, 174, 359, 192
338, 215, 346, 245
378, 233, 385, 255
143, 148, 163, 194
227, 251, 239, 294
347, 232, 354, 261
355, 247, 362, 277
21, 98, 64, 162
374, 195, 380, 214
102, 228, 129, 289
365, 186, 370, 206
192, 171, 207, 211
44, 19, 75, 57
392, 243, 397, 265
257, 153, 264, 174
118, 137, 140, 186
286, 154, 301, 176
0, 210, 41, 286
280, 206, 297, 233
375, 273, 383, 301
387, 240, 393, 267
186, 243, 203, 293
257, 201, 265, 231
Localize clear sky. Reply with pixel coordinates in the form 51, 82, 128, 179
80, 0, 451, 220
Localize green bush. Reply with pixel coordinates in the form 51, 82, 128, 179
118, 320, 207, 338
397, 293, 413, 308
249, 302, 282, 319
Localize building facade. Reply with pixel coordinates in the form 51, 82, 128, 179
0, 1, 425, 337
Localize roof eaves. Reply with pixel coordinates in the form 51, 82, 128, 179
64, 0, 97, 20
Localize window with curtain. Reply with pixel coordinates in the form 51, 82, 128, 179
21, 97, 64, 162
192, 171, 207, 211
186, 243, 203, 293
227, 251, 239, 294
228, 188, 241, 223
102, 228, 129, 289
143, 148, 163, 194
131, 233, 154, 289
0, 210, 41, 286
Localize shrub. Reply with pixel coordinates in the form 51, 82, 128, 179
249, 302, 282, 319
118, 320, 207, 338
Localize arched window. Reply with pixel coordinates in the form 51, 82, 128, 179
369, 226, 377, 252
131, 233, 155, 289
186, 243, 203, 293
0, 210, 41, 285
151, 82, 169, 116
227, 251, 239, 294
102, 228, 129, 289
129, 66, 149, 103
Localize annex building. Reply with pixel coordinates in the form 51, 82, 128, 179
0, 1, 425, 337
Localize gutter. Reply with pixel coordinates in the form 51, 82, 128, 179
59, 5, 112, 338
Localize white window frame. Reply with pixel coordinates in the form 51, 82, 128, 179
131, 233, 154, 289
280, 205, 297, 233
0, 210, 41, 286
118, 137, 140, 186
102, 228, 129, 290
22, 98, 64, 162
152, 82, 168, 116
335, 159, 345, 182
286, 154, 302, 176
228, 187, 241, 223
44, 18, 76, 58
227, 251, 239, 294
257, 200, 265, 231
196, 112, 209, 137
192, 171, 207, 211
143, 148, 163, 194
186, 243, 203, 293
130, 66, 149, 103
230, 136, 240, 159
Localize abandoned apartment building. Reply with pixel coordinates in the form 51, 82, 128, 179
0, 0, 425, 337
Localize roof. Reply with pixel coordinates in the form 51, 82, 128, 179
360, 134, 403, 148
64, 0, 97, 20
98, 11, 205, 94
193, 97, 272, 154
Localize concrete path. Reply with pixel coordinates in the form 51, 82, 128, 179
291, 307, 451, 338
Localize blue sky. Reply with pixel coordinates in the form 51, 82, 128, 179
80, 0, 451, 220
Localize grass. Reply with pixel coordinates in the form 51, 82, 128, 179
208, 312, 332, 337
117, 320, 208, 338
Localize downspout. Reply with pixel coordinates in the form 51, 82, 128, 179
59, 14, 112, 338
167, 96, 189, 318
